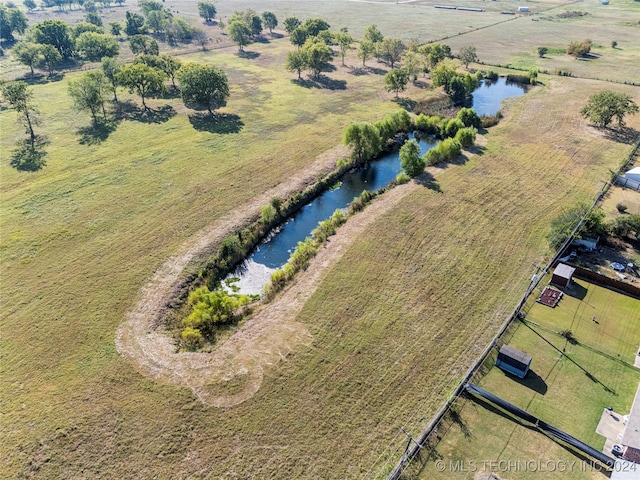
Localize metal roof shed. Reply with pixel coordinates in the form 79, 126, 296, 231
496, 345, 532, 378
551, 263, 575, 288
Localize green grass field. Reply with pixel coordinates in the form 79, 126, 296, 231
417, 278, 640, 480
2, 1, 640, 478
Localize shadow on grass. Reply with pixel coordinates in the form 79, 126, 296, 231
501, 369, 548, 395
21, 73, 65, 85
238, 50, 261, 59
160, 86, 181, 99
367, 66, 387, 75
347, 66, 369, 76
602, 126, 639, 144
563, 281, 588, 300
116, 102, 176, 124
188, 112, 244, 134
77, 119, 118, 145
393, 97, 417, 112
293, 75, 347, 90
415, 171, 442, 192
10, 137, 48, 172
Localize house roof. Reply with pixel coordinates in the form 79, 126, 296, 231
497, 345, 532, 370
554, 263, 576, 280
626, 167, 640, 177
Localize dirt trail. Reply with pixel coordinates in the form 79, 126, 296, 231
115, 141, 483, 407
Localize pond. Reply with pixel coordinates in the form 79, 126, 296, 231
471, 77, 526, 117
226, 78, 527, 295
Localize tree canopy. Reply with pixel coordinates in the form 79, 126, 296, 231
0, 4, 28, 41
379, 38, 405, 68
458, 45, 478, 69
580, 90, 639, 128
400, 139, 425, 177
197, 1, 216, 22
385, 68, 409, 98
176, 62, 229, 115
343, 121, 382, 164
262, 11, 277, 34
68, 71, 108, 124
75, 32, 119, 61
117, 63, 165, 109
228, 18, 253, 51
12, 42, 42, 77
300, 37, 332, 78
31, 19, 74, 58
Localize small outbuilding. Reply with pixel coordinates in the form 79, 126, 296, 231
551, 263, 575, 288
518, 6, 530, 12
496, 345, 532, 378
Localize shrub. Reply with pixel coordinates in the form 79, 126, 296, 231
444, 118, 465, 138
423, 138, 462, 165
616, 203, 628, 213
181, 327, 204, 351
608, 214, 640, 238
395, 172, 410, 184
481, 112, 501, 128
457, 107, 481, 129
484, 70, 498, 81
413, 114, 442, 135
455, 126, 477, 148
288, 238, 317, 271
506, 74, 531, 85
260, 204, 277, 224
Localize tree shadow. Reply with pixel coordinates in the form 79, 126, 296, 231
269, 32, 284, 39
10, 138, 48, 172
253, 36, 270, 44
393, 97, 417, 112
21, 73, 65, 85
602, 126, 638, 144
188, 112, 244, 134
77, 119, 118, 145
448, 408, 472, 439
414, 171, 442, 192
293, 75, 347, 90
160, 86, 181, 99
117, 103, 176, 124
238, 50, 261, 59
348, 66, 369, 76
367, 66, 387, 75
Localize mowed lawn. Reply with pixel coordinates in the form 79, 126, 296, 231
417, 279, 640, 480
2, 40, 640, 480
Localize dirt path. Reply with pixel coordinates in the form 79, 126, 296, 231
115, 141, 484, 408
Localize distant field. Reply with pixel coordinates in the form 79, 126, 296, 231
417, 278, 640, 479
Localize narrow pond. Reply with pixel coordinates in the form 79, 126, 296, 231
226, 79, 526, 295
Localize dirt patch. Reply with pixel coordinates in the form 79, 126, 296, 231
115, 140, 482, 407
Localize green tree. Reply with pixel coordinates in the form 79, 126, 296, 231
117, 63, 165, 110
24, 0, 37, 12
420, 43, 452, 70
567, 39, 592, 58
85, 12, 103, 27
72, 21, 103, 38
289, 26, 307, 48
537, 46, 548, 58
124, 11, 146, 36
75, 31, 119, 61
358, 39, 375, 67
402, 51, 421, 83
68, 70, 109, 124
285, 49, 306, 79
301, 37, 332, 78
580, 90, 639, 128
343, 121, 382, 164
0, 4, 28, 41
283, 16, 300, 34
129, 34, 158, 55
192, 27, 209, 51
12, 42, 42, 77
138, 0, 162, 16
228, 18, 252, 51
456, 107, 481, 128
385, 68, 409, 98
31, 19, 74, 57
145, 9, 166, 34
336, 31, 353, 66
262, 11, 277, 34
430, 59, 459, 88
1, 81, 39, 147
400, 138, 425, 177
611, 40, 618, 49
458, 45, 478, 69
197, 1, 216, 22
379, 37, 405, 68
176, 62, 229, 115
302, 18, 330, 37
38, 44, 61, 76
363, 23, 383, 57
101, 56, 122, 101
109, 21, 122, 36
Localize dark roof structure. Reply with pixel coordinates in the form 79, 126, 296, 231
496, 345, 532, 378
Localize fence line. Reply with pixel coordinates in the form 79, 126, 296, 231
385, 139, 640, 479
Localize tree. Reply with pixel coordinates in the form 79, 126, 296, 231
580, 90, 639, 128
343, 121, 382, 164
1, 81, 39, 147
68, 71, 109, 124
101, 56, 122, 101
400, 139, 425, 177
537, 46, 548, 58
24, 0, 37, 12
611, 40, 618, 49
363, 24, 383, 46
228, 18, 252, 51
336, 31, 353, 66
420, 43, 452, 70
456, 107, 481, 128
301, 37, 332, 78
109, 21, 122, 36
458, 45, 478, 69
262, 11, 277, 34
358, 40, 375, 67
129, 34, 158, 55
385, 68, 409, 98
402, 51, 421, 83
72, 21, 103, 38
12, 42, 42, 77
197, 1, 216, 22
38, 44, 61, 76
124, 11, 146, 36
285, 49, 306, 79
430, 59, 459, 88
159, 54, 180, 87
192, 27, 209, 51
85, 12, 103, 27
283, 16, 301, 34
117, 63, 165, 109
567, 39, 592, 58
31, 19, 74, 58
145, 10, 166, 34
138, 0, 162, 16
289, 27, 307, 48
379, 37, 405, 68
176, 62, 229, 115
75, 31, 119, 61
302, 18, 330, 37
0, 4, 28, 41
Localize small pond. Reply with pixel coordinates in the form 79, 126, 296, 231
226, 78, 527, 295
471, 77, 526, 117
